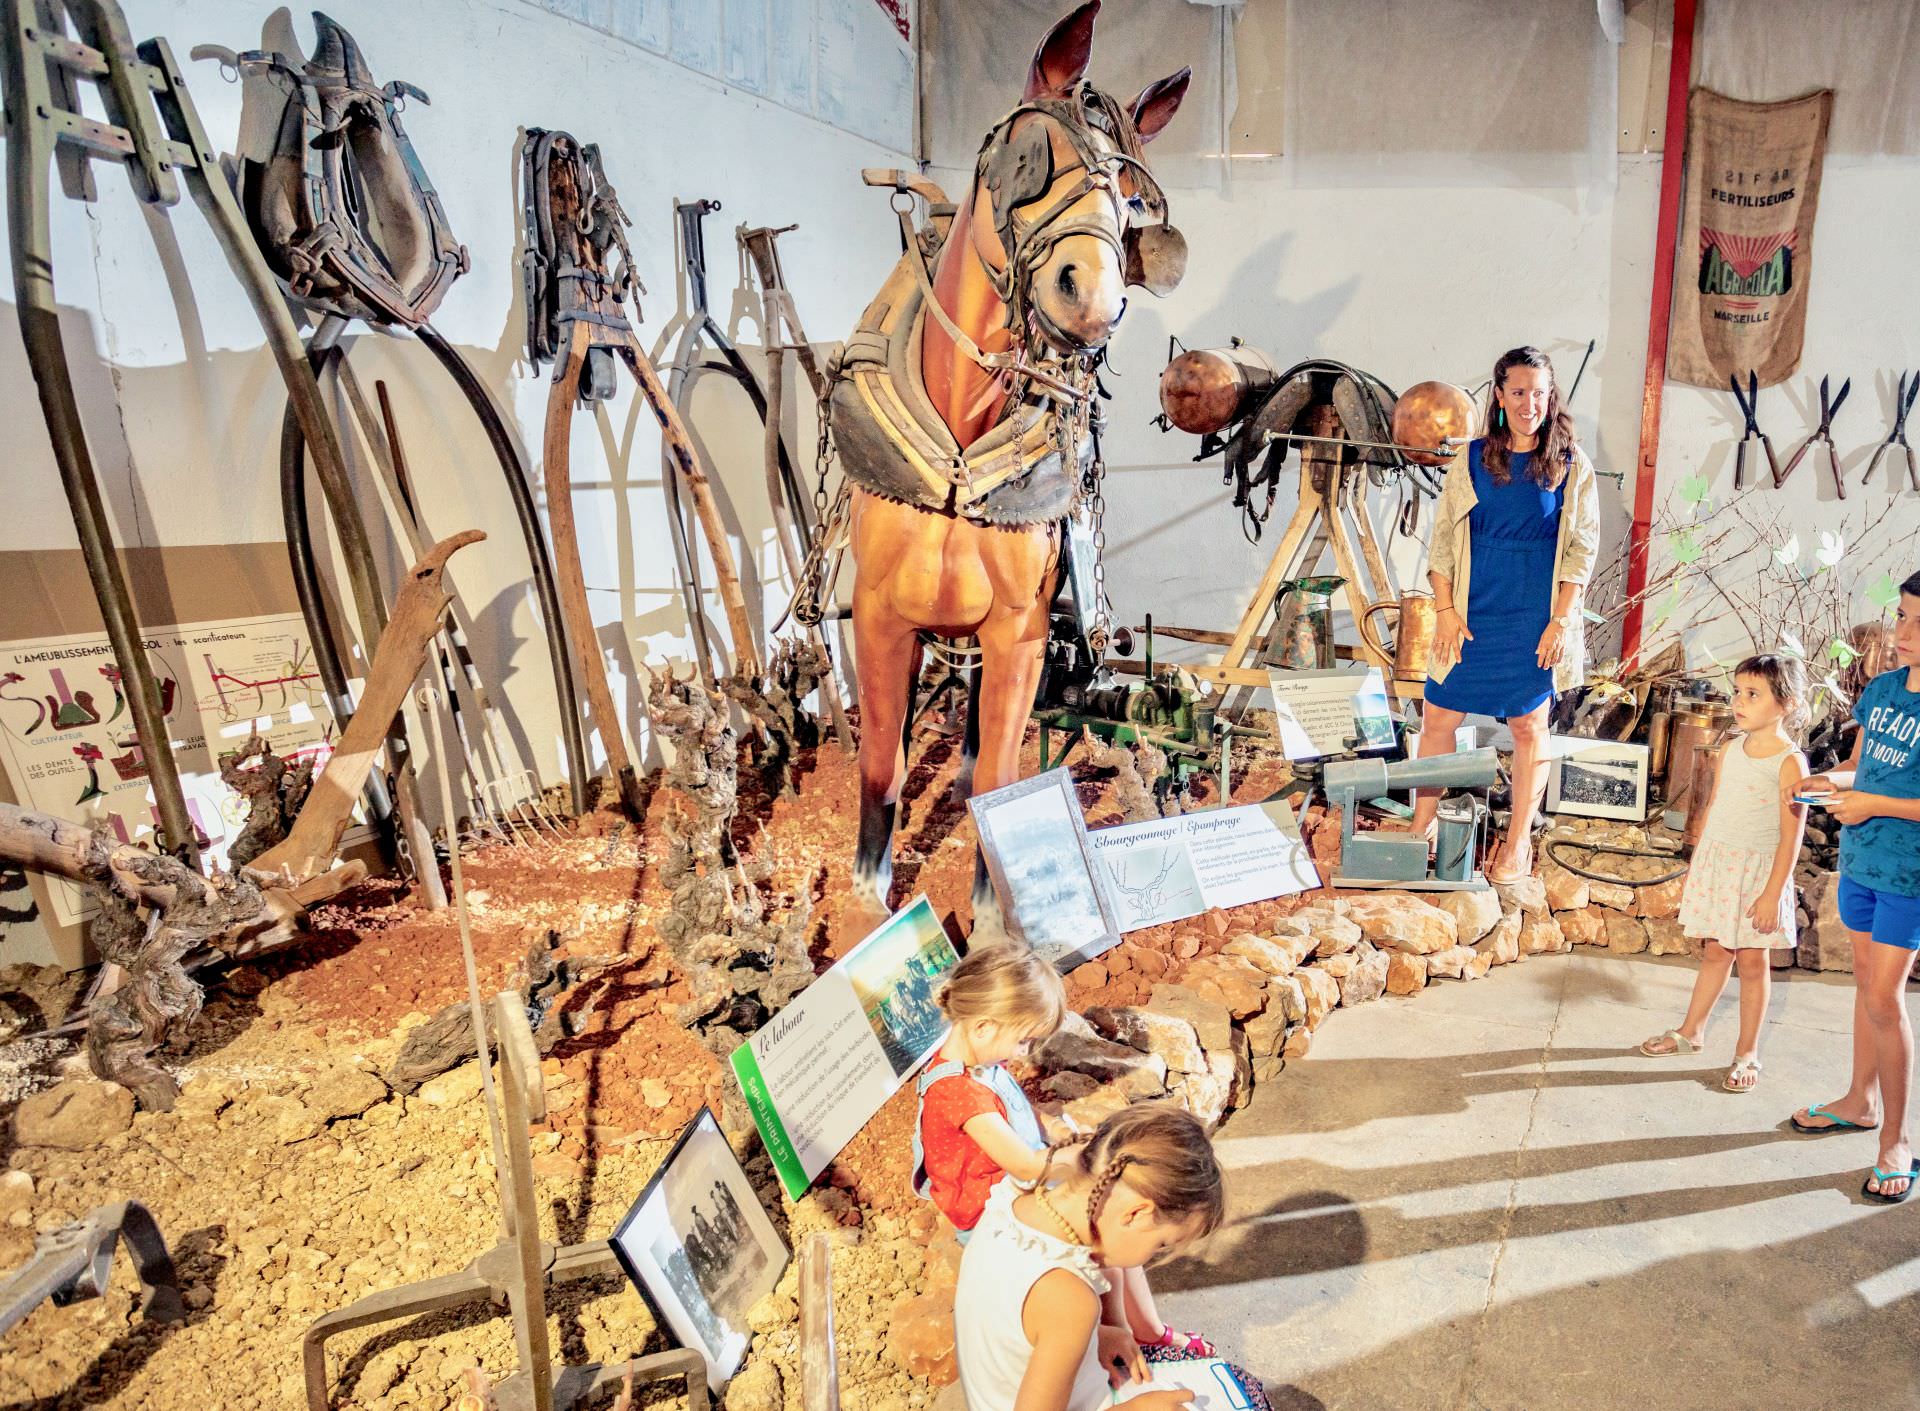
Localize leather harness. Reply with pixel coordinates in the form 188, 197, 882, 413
237, 13, 467, 327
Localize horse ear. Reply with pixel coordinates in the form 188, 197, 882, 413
1130, 68, 1191, 143
1024, 0, 1100, 102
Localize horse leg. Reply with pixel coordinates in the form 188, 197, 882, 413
851, 609, 921, 916
951, 659, 982, 805
967, 604, 1052, 939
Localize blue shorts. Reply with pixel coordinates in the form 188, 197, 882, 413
1837, 875, 1920, 951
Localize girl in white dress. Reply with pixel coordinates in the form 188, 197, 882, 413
1639, 654, 1810, 1091
953, 1105, 1267, 1411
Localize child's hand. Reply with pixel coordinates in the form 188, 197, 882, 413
1827, 790, 1883, 826
1747, 888, 1783, 934
1792, 773, 1835, 804
1127, 1393, 1196, 1410
1097, 1324, 1147, 1386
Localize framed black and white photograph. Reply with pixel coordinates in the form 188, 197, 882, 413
1547, 738, 1652, 821
969, 767, 1123, 971
609, 1108, 790, 1392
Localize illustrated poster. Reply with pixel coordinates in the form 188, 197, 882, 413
0, 612, 338, 924
1266, 666, 1396, 761
1089, 802, 1320, 933
731, 895, 960, 1200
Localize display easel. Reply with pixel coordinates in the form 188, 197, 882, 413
1177, 408, 1404, 707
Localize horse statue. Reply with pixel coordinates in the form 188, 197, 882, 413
826, 0, 1189, 919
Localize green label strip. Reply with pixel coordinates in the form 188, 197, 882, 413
731, 1042, 808, 1201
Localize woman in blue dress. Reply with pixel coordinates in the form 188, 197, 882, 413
1409, 347, 1602, 883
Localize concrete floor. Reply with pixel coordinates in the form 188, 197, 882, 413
1157, 952, 1920, 1411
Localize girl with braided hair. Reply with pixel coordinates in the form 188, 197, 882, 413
913, 948, 1211, 1358
953, 1104, 1268, 1410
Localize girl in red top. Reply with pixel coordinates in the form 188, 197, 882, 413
913, 945, 1213, 1359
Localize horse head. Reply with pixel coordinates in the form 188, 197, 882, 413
959, 1, 1190, 357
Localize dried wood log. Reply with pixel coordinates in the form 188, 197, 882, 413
250, 530, 483, 885
0, 801, 363, 1110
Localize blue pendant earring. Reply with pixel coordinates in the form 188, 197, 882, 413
1495, 406, 1506, 430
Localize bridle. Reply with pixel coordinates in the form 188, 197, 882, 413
907, 81, 1185, 409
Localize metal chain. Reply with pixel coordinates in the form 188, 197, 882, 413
791, 388, 844, 628
1079, 385, 1111, 655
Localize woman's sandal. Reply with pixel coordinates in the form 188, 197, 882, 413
1789, 1103, 1878, 1134
1144, 1325, 1216, 1357
1637, 1029, 1700, 1057
1722, 1056, 1761, 1092
1485, 836, 1535, 885
1862, 1160, 1920, 1204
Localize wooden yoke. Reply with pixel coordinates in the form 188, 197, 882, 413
250, 531, 485, 884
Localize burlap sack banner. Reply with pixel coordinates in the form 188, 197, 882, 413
1669, 87, 1833, 389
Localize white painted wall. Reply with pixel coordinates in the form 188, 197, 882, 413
1, 0, 911, 802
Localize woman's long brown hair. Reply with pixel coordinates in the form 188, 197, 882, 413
1483, 345, 1578, 490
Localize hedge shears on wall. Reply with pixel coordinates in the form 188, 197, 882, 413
1861, 370, 1919, 492
1776, 373, 1851, 500
1729, 369, 1778, 491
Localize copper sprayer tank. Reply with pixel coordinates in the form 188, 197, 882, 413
1158, 345, 1281, 435
1391, 380, 1476, 465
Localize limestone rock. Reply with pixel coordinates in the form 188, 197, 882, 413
1282, 1026, 1312, 1058
1635, 873, 1687, 920
1268, 974, 1308, 1026
1494, 874, 1550, 918
1042, 1070, 1100, 1103
1174, 1053, 1235, 1130
1433, 889, 1503, 946
1541, 863, 1590, 912
1223, 934, 1298, 978
1468, 950, 1496, 979
727, 1357, 787, 1410
1559, 907, 1607, 946
887, 1292, 957, 1382
1426, 945, 1477, 979
15, 1079, 135, 1150
1310, 916, 1365, 958
1588, 880, 1636, 911
1385, 952, 1429, 995
1244, 1008, 1289, 1062
1644, 917, 1692, 956
1338, 948, 1391, 1005
1295, 967, 1340, 1027
1032, 1032, 1167, 1095
1604, 912, 1650, 954
1317, 951, 1359, 981
304, 1065, 389, 1123
0, 1170, 33, 1219
1796, 872, 1852, 972
1149, 985, 1234, 1053
1063, 1083, 1133, 1132
1343, 893, 1458, 955
417, 1063, 484, 1109
1173, 956, 1269, 1020
1085, 1006, 1206, 1075
1519, 915, 1570, 955
1268, 916, 1313, 939
1475, 911, 1522, 966
1273, 929, 1321, 967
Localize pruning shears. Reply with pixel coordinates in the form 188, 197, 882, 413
1776, 374, 1851, 500
1729, 370, 1777, 491
1862, 371, 1920, 492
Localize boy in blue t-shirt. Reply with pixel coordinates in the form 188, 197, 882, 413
1789, 570, 1920, 1203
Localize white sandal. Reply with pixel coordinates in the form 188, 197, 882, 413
1638, 1029, 1700, 1057
1723, 1056, 1762, 1092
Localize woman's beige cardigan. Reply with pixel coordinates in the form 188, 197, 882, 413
1425, 441, 1602, 697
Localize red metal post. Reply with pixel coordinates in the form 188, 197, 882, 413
1622, 0, 1700, 664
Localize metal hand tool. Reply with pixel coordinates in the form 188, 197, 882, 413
1729, 369, 1778, 490
1862, 370, 1920, 492
1776, 374, 1851, 499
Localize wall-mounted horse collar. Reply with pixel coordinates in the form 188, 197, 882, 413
239, 11, 467, 327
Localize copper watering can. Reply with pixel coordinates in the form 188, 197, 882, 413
1274, 576, 1345, 670
1360, 592, 1437, 685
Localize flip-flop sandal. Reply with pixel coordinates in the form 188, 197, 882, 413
1790, 1103, 1877, 1134
1862, 1160, 1920, 1204
1637, 1030, 1700, 1057
1143, 1326, 1215, 1357
1722, 1056, 1761, 1092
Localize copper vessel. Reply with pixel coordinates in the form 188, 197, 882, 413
1390, 381, 1476, 466
1158, 345, 1280, 435
1647, 708, 1673, 780
1662, 699, 1734, 827
1360, 592, 1437, 685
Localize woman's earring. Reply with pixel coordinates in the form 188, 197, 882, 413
1495, 406, 1506, 430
